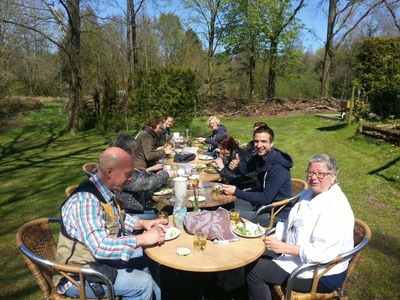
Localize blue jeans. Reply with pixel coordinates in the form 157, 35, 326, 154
65, 248, 161, 300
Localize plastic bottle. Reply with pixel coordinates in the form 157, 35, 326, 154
173, 197, 187, 229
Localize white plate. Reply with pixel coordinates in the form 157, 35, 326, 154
232, 223, 265, 238
165, 227, 180, 241
188, 196, 206, 202
153, 188, 173, 196
198, 154, 213, 160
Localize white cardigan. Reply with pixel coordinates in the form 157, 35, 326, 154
273, 184, 354, 278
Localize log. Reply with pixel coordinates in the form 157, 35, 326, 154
361, 124, 400, 138
361, 131, 400, 144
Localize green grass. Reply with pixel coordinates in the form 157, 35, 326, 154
1, 104, 399, 299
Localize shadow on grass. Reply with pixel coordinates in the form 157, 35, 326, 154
366, 156, 400, 183
316, 123, 348, 132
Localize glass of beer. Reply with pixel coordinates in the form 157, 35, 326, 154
156, 211, 169, 225
193, 232, 207, 251
229, 209, 240, 226
189, 176, 199, 190
212, 184, 221, 197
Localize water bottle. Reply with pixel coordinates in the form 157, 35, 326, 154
173, 197, 187, 229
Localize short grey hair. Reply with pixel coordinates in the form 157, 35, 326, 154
109, 134, 138, 159
307, 154, 339, 184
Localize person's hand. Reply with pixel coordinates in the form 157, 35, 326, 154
164, 144, 172, 150
167, 169, 176, 178
137, 219, 166, 231
197, 137, 206, 143
229, 153, 240, 170
264, 235, 285, 253
164, 148, 173, 155
147, 164, 163, 173
221, 184, 236, 195
140, 226, 166, 246
214, 157, 224, 169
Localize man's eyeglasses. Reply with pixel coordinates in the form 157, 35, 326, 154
305, 171, 331, 179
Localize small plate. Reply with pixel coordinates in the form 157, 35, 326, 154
232, 223, 265, 238
188, 196, 206, 202
176, 247, 191, 256
153, 188, 173, 196
191, 163, 206, 169
198, 154, 213, 160
165, 227, 180, 241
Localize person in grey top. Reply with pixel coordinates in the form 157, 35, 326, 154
108, 134, 176, 219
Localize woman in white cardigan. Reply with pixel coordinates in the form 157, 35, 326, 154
246, 154, 354, 300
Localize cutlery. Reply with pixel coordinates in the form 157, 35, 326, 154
240, 217, 247, 228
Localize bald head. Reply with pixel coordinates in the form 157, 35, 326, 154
97, 147, 134, 191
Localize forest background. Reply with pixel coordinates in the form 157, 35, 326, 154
1, 0, 400, 135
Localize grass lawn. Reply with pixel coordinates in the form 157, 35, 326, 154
0, 103, 399, 299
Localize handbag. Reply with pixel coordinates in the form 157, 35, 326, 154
173, 152, 196, 163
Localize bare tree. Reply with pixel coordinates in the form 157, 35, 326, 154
182, 0, 223, 95
319, 0, 387, 97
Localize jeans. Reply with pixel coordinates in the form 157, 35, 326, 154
65, 248, 161, 300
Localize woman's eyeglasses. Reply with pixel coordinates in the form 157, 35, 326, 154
305, 171, 331, 179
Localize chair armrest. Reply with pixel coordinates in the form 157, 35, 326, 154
284, 236, 371, 300
18, 244, 116, 300
264, 227, 276, 236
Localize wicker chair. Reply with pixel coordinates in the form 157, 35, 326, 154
15, 218, 119, 300
82, 162, 97, 178
65, 185, 79, 197
271, 218, 372, 300
252, 178, 308, 230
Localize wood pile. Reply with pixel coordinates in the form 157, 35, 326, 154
358, 121, 400, 145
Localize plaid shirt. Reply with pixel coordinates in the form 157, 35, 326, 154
58, 174, 140, 293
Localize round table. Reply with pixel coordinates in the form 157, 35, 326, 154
144, 216, 266, 272
152, 182, 235, 209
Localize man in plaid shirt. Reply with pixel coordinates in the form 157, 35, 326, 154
54, 147, 166, 299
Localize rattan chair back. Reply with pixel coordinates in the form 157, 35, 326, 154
15, 218, 119, 300
82, 162, 97, 178
253, 178, 308, 229
65, 185, 79, 197
272, 218, 372, 300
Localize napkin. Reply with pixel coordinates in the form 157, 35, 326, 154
183, 207, 240, 243
173, 153, 196, 163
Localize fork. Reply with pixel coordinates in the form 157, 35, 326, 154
240, 217, 247, 228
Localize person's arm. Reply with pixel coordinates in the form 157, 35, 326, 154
62, 193, 140, 262
233, 164, 290, 205
125, 168, 170, 192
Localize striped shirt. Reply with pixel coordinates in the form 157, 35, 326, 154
58, 174, 140, 293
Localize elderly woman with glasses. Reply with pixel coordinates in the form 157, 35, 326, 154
245, 154, 354, 300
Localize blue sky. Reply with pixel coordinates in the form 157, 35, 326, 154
106, 0, 328, 52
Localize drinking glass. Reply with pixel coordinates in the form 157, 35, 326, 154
156, 211, 169, 225
229, 209, 240, 226
189, 176, 199, 190
212, 184, 221, 197
193, 232, 207, 251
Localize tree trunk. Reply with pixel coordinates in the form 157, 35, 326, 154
267, 41, 278, 98
127, 0, 137, 93
65, 0, 82, 135
320, 0, 337, 98
249, 40, 256, 98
